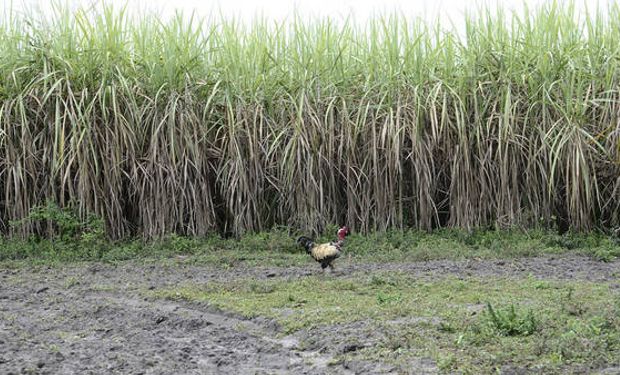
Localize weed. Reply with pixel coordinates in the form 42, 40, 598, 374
438, 321, 457, 333
437, 353, 456, 371
559, 287, 587, 317
64, 276, 80, 288
481, 303, 539, 337
376, 292, 402, 305
248, 281, 276, 294
591, 245, 620, 263
10, 201, 104, 243
369, 275, 399, 287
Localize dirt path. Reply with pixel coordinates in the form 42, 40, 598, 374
1, 255, 618, 374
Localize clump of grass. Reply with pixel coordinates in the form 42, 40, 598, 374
369, 275, 400, 287
376, 292, 402, 305
481, 303, 539, 337
247, 281, 276, 294
591, 246, 620, 263
64, 276, 80, 288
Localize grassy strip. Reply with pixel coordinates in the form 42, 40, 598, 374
154, 273, 620, 373
1, 228, 618, 266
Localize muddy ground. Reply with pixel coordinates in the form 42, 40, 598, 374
1, 255, 619, 374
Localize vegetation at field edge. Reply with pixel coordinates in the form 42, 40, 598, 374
0, 2, 619, 240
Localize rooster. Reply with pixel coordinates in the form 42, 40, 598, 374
297, 226, 350, 272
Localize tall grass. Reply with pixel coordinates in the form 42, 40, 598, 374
0, 2, 619, 239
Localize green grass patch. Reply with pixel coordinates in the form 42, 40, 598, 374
1, 228, 618, 266
153, 274, 620, 373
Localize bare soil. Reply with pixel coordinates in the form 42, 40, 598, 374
1, 255, 618, 374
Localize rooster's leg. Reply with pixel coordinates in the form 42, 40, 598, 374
321, 262, 329, 275
328, 263, 336, 273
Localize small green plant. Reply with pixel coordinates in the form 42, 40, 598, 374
591, 245, 620, 262
161, 234, 198, 254
10, 201, 104, 243
5, 201, 107, 261
482, 303, 538, 337
376, 292, 402, 305
559, 287, 587, 316
369, 275, 399, 287
438, 321, 457, 333
534, 281, 552, 290
64, 276, 80, 288
437, 353, 456, 371
248, 281, 276, 294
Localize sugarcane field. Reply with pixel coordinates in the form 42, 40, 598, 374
1, 1, 620, 374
